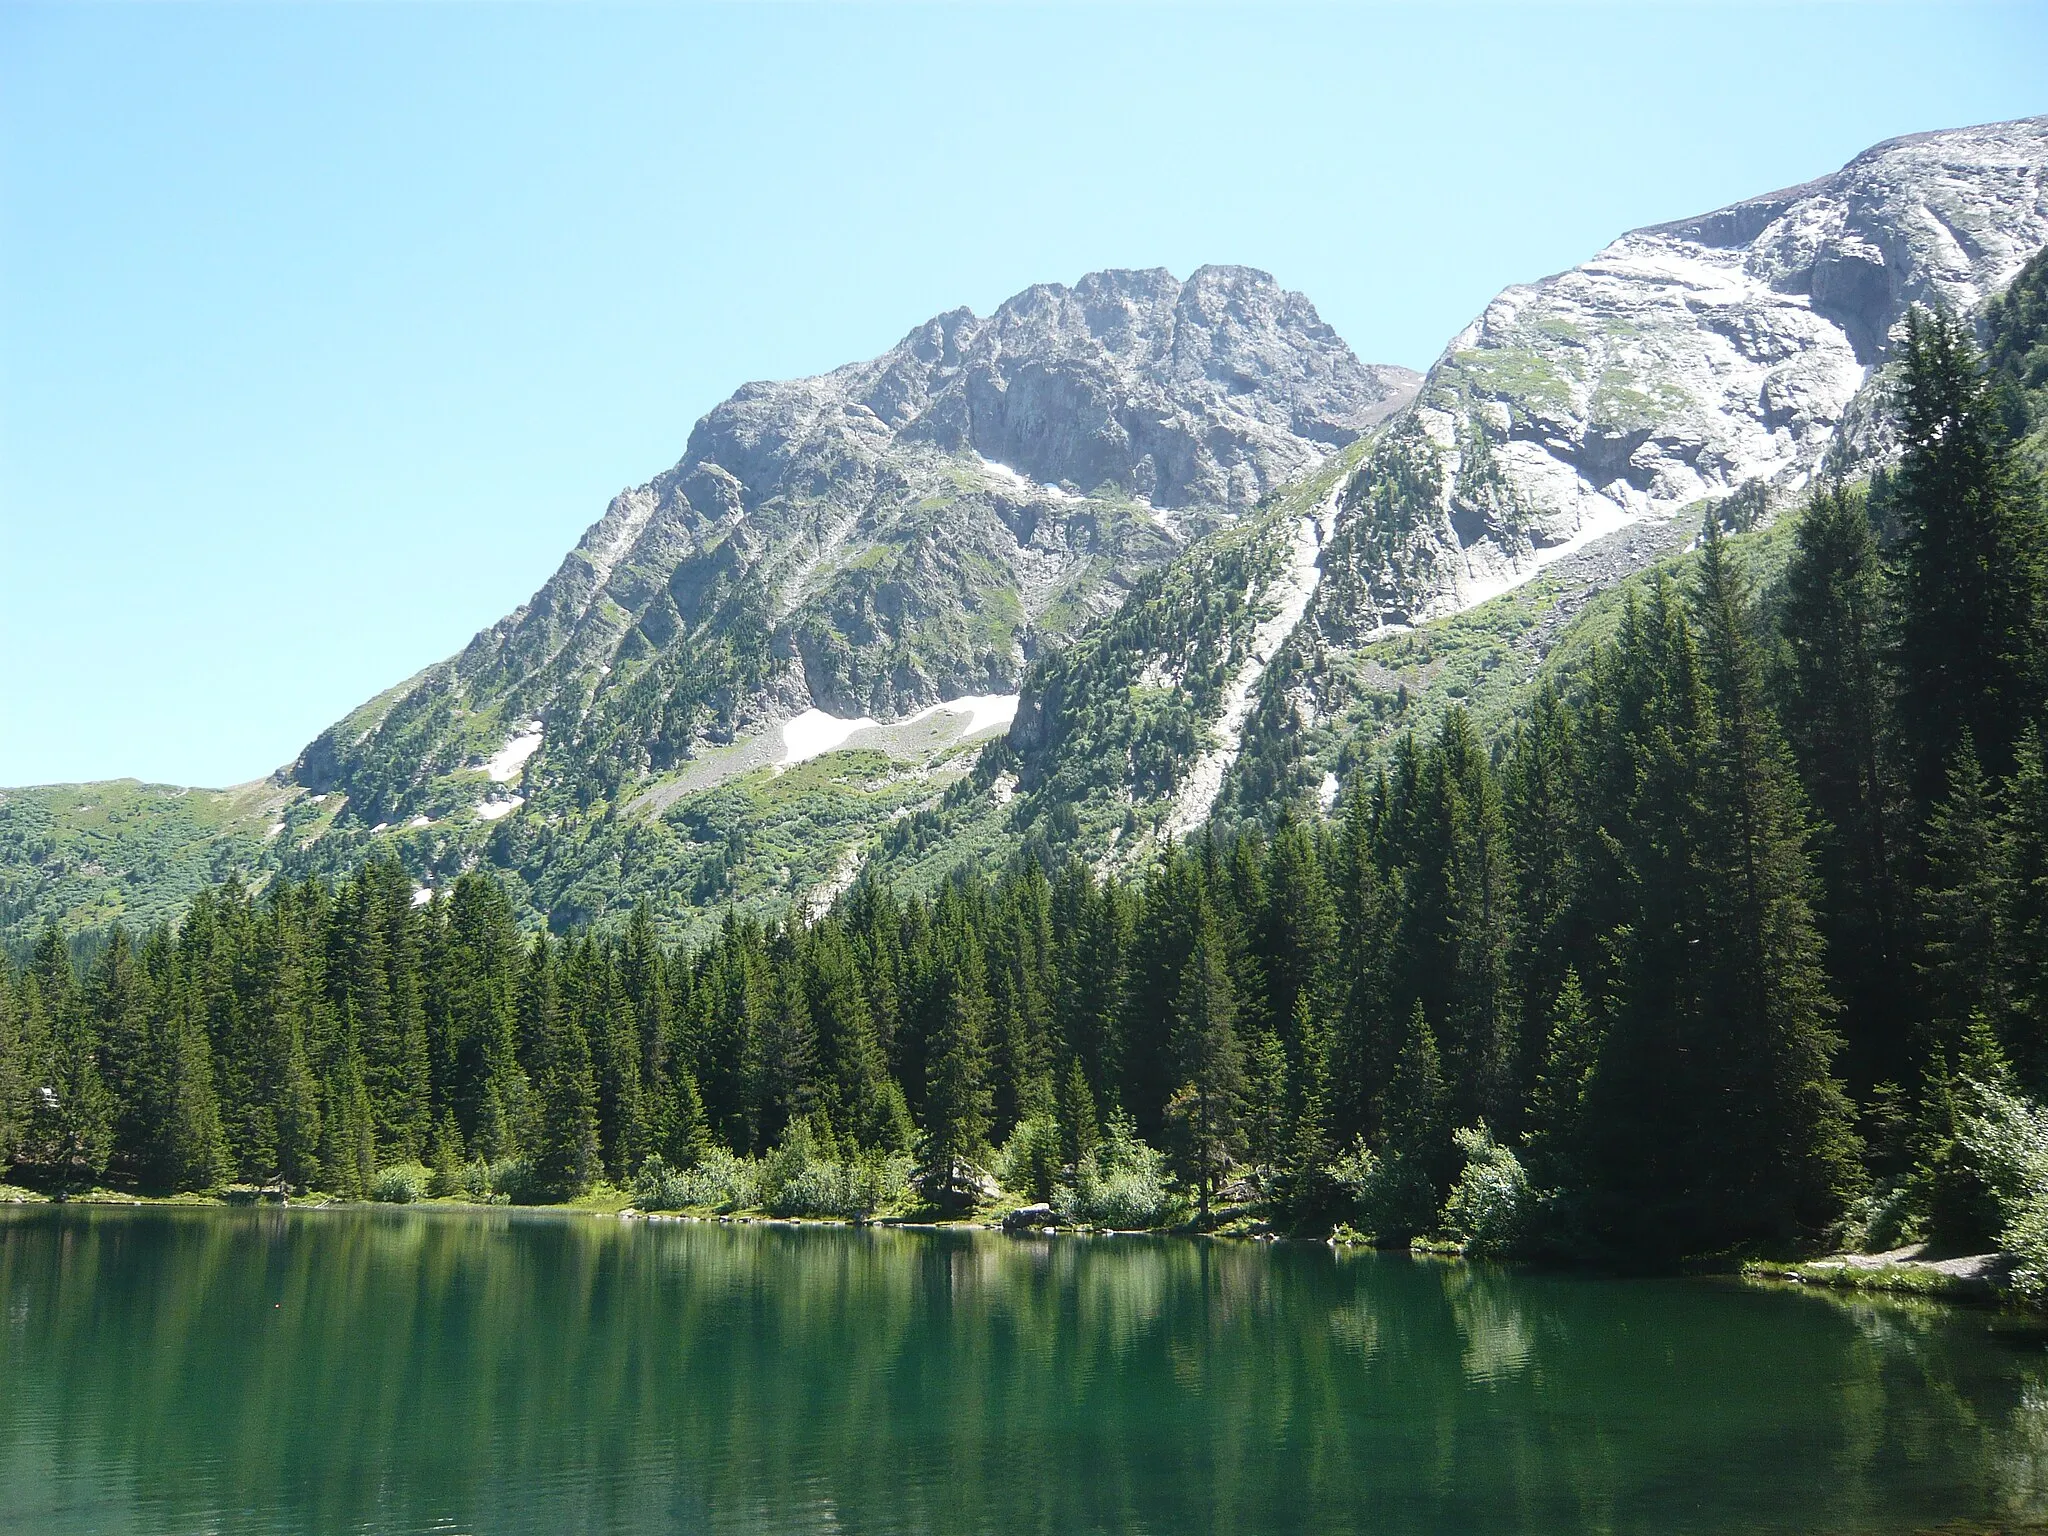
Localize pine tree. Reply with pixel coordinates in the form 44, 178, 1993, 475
1164, 916, 1246, 1224
1503, 684, 1588, 1107
84, 927, 151, 1175
620, 903, 672, 1156
1776, 484, 1906, 1093
919, 925, 993, 1206
1381, 1001, 1450, 1197
2001, 729, 2048, 1094
153, 1002, 231, 1193
1280, 1000, 1338, 1223
1328, 783, 1396, 1146
523, 935, 600, 1198
0, 964, 25, 1169
1436, 710, 1518, 1127
573, 938, 646, 1181
805, 923, 895, 1150
1240, 1025, 1289, 1177
1051, 862, 1125, 1111
1686, 519, 1861, 1249
1889, 306, 2048, 804
25, 929, 114, 1192
443, 875, 527, 1162
751, 920, 818, 1153
1258, 814, 1338, 1076
1120, 849, 1203, 1139
1525, 968, 1599, 1192
1054, 1054, 1099, 1175
320, 1049, 376, 1198
362, 860, 431, 1162
1917, 735, 2008, 1069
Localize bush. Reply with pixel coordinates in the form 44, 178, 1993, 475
1440, 1123, 1535, 1257
1327, 1140, 1438, 1244
996, 1114, 1061, 1203
370, 1163, 431, 1204
1840, 1182, 1919, 1254
769, 1152, 911, 1219
1059, 1113, 1179, 1229
428, 1157, 510, 1205
633, 1148, 760, 1213
633, 1155, 693, 1211
1958, 1080, 2048, 1299
489, 1158, 542, 1205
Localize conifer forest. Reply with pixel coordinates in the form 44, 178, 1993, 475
7, 292, 2048, 1273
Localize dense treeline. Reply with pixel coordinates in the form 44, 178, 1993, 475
3, 298, 2046, 1264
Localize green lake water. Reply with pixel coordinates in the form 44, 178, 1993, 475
2, 1206, 2045, 1535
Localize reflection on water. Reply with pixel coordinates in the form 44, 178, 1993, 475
2, 1206, 2045, 1535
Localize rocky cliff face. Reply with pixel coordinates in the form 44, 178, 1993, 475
988, 117, 2048, 871
1311, 115, 2048, 635
295, 266, 1417, 825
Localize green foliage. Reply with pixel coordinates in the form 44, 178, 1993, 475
11, 293, 2048, 1280
1887, 307, 2048, 805
996, 1113, 1062, 1204
1957, 1079, 2048, 1299
1060, 1112, 1180, 1230
1440, 1123, 1535, 1258
370, 1162, 432, 1204
1326, 1141, 1438, 1246
632, 1148, 758, 1214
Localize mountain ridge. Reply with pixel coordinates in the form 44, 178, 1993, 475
4, 113, 2045, 950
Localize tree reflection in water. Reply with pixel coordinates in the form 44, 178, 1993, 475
2, 1206, 2044, 1535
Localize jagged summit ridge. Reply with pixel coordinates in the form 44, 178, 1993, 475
1315, 114, 2048, 633
295, 265, 1417, 824
678, 263, 1412, 519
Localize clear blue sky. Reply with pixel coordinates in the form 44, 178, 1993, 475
3, 2, 2043, 788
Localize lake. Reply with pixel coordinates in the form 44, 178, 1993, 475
1, 1205, 2044, 1535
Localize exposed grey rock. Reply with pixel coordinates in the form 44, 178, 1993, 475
1001, 1203, 1058, 1232
297, 267, 1415, 822
1314, 115, 2048, 636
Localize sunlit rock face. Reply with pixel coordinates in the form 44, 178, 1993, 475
292, 266, 1417, 822
1312, 115, 2048, 636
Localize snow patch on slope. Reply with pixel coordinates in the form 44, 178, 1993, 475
486, 725, 544, 783
1163, 490, 1337, 841
777, 694, 1020, 769
780, 709, 884, 765
977, 454, 1081, 502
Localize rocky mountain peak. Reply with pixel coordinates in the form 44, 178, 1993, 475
1309, 114, 2048, 638
292, 266, 1416, 823
853, 263, 1416, 510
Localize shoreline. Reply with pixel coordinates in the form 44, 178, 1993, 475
7, 1184, 2032, 1315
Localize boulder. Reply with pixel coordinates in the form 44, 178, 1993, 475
1002, 1203, 1057, 1233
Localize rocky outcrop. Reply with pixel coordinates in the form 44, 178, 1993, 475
1313, 115, 2048, 635
294, 267, 1416, 823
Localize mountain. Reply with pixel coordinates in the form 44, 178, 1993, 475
983, 115, 2048, 869
1316, 115, 2048, 632
4, 115, 2044, 951
291, 265, 1415, 831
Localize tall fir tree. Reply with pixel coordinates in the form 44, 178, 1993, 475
1888, 306, 2048, 805
1776, 484, 1907, 1093
1165, 913, 1246, 1224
